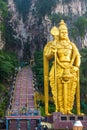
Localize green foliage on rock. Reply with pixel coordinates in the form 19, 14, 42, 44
80, 48, 87, 114
0, 0, 8, 18
50, 14, 87, 48
0, 50, 18, 117
0, 83, 8, 117
32, 51, 44, 92
13, 0, 31, 21
74, 16, 87, 39
35, 0, 57, 18
80, 48, 87, 89
0, 50, 18, 82
0, 0, 8, 34
4, 13, 21, 52
49, 13, 70, 25
23, 42, 31, 63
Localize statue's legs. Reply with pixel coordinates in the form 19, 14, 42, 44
57, 80, 64, 114
70, 81, 77, 112
67, 79, 77, 114
67, 83, 73, 114
50, 80, 59, 111
63, 83, 68, 114
49, 65, 59, 112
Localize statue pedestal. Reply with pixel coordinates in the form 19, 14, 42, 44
51, 112, 87, 129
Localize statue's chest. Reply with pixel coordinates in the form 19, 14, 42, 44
56, 43, 72, 61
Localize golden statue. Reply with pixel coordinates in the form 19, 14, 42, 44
44, 20, 81, 115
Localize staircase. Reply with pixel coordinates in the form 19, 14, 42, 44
11, 66, 34, 114
6, 66, 41, 130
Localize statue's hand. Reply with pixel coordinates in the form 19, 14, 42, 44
73, 66, 79, 71
50, 45, 57, 54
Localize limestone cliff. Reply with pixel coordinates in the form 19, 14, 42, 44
52, 0, 87, 16
6, 0, 87, 59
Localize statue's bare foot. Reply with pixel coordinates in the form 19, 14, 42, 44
67, 111, 73, 115
78, 112, 84, 116
60, 108, 65, 114
46, 112, 52, 116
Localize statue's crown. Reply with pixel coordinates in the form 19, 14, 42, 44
59, 20, 66, 26
59, 20, 68, 30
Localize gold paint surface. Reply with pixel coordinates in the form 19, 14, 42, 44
43, 20, 81, 115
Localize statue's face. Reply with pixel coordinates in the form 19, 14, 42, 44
59, 28, 68, 40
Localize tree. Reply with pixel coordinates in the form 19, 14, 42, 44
0, 0, 7, 18
50, 13, 69, 25
0, 50, 18, 82
13, 0, 31, 21
4, 12, 21, 52
0, 0, 8, 34
32, 51, 44, 92
35, 0, 57, 18
80, 48, 87, 114
0, 50, 18, 117
74, 17, 87, 40
80, 48, 87, 91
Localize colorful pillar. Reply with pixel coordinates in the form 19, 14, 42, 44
27, 119, 31, 130
6, 119, 9, 130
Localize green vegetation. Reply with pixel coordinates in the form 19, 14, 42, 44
68, 17, 87, 47
49, 13, 71, 25
32, 51, 44, 92
62, 0, 70, 3
0, 50, 18, 82
80, 48, 87, 87
35, 0, 57, 18
23, 42, 31, 63
0, 0, 8, 34
13, 0, 31, 21
74, 17, 87, 39
4, 13, 21, 52
50, 14, 87, 48
0, 0, 19, 118
0, 84, 8, 117
0, 0, 8, 18
80, 48, 87, 114
0, 50, 18, 117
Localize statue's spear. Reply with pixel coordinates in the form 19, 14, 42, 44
55, 48, 58, 112
76, 70, 81, 115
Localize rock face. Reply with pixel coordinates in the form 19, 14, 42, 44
8, 0, 28, 59
7, 0, 87, 59
52, 0, 87, 16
